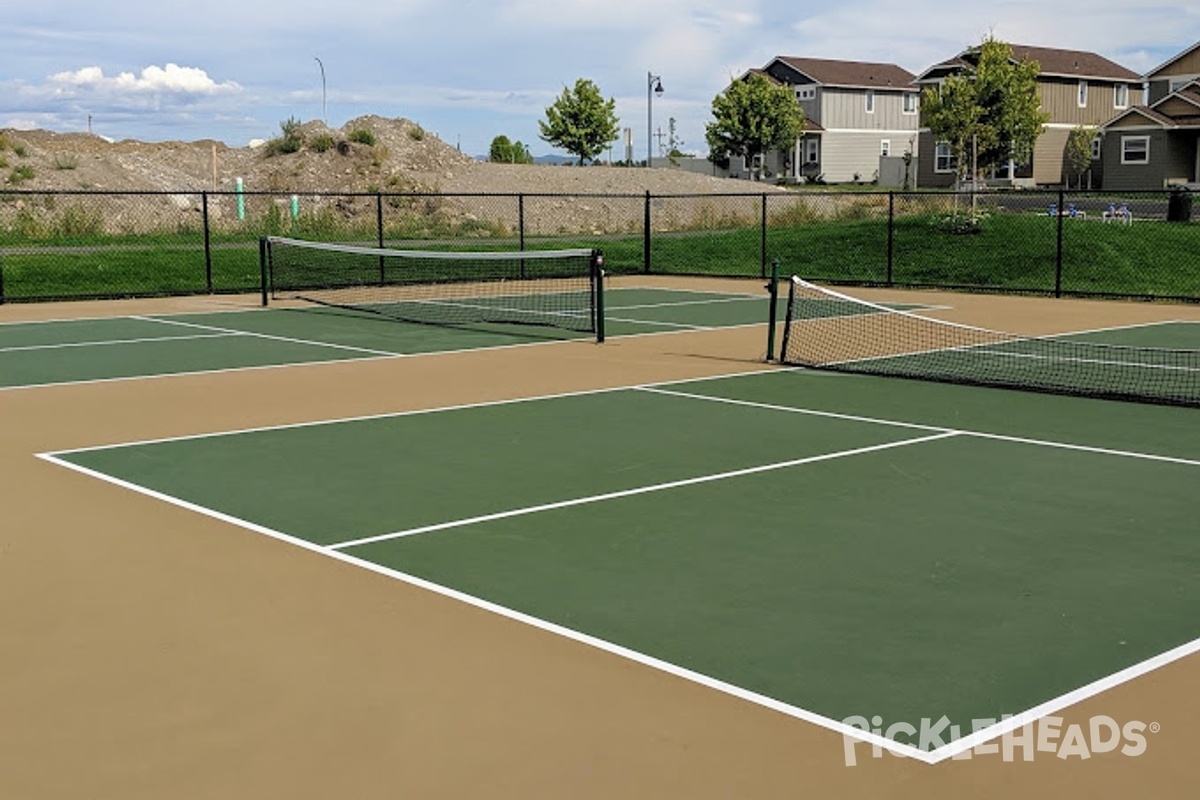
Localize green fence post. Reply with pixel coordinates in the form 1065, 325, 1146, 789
886, 191, 895, 286
760, 194, 768, 279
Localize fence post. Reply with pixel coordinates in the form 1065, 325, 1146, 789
886, 191, 895, 286
375, 192, 384, 248
643, 190, 651, 273
1055, 188, 1064, 297
760, 194, 768, 279
518, 194, 526, 252
202, 191, 213, 293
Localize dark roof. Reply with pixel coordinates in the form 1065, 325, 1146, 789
915, 43, 1139, 82
1143, 40, 1200, 80
772, 57, 916, 89
1101, 105, 1193, 129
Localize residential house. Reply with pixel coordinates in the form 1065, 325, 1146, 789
730, 57, 919, 184
1099, 41, 1200, 190
913, 44, 1142, 188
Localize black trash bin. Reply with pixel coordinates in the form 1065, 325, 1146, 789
1167, 187, 1193, 222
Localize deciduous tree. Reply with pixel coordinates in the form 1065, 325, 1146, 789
704, 73, 805, 179
538, 79, 620, 165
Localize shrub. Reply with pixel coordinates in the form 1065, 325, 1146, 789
407, 125, 425, 141
54, 154, 78, 170
263, 117, 304, 156
349, 128, 377, 146
8, 164, 35, 185
51, 204, 104, 237
310, 133, 336, 153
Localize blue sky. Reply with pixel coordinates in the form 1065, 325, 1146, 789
2, 1, 1197, 158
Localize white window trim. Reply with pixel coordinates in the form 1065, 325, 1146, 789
796, 86, 816, 101
865, 89, 875, 114
1121, 135, 1150, 165
934, 140, 955, 173
1114, 83, 1128, 109
1090, 136, 1101, 161
880, 140, 891, 157
804, 138, 819, 164
902, 92, 917, 114
1078, 80, 1088, 108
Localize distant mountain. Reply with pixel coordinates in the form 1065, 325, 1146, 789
472, 154, 580, 166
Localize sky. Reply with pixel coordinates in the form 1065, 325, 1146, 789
2, 1, 1198, 160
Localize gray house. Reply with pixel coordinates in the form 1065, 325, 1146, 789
913, 44, 1142, 188
728, 57, 919, 184
1099, 42, 1200, 190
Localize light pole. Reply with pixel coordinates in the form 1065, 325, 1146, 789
647, 72, 663, 167
314, 57, 327, 123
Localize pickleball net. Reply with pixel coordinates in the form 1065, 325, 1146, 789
779, 276, 1200, 407
261, 236, 604, 340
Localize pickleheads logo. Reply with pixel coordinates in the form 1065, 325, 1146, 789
841, 714, 1159, 766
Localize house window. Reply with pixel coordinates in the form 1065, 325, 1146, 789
1091, 136, 1101, 161
865, 89, 875, 114
1078, 80, 1088, 107
903, 92, 918, 114
880, 140, 891, 157
934, 141, 956, 173
1114, 83, 1128, 109
795, 86, 816, 101
805, 138, 819, 164
1121, 135, 1149, 164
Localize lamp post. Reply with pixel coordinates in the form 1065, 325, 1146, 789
314, 57, 327, 123
647, 72, 663, 167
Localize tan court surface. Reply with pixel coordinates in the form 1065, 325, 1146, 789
2, 277, 1199, 798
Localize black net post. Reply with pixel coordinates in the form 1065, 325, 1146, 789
765, 258, 780, 361
258, 236, 269, 306
593, 249, 606, 344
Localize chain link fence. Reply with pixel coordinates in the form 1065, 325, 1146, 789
1, 187, 1196, 303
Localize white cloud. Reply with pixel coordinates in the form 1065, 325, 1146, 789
48, 64, 241, 95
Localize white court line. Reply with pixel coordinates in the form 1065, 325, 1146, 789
36, 372, 1200, 763
0, 332, 240, 353
131, 315, 402, 357
969, 347, 1200, 373
42, 370, 770, 454
34, 434, 953, 766
606, 316, 707, 330
327, 432, 959, 550
606, 296, 761, 312
638, 386, 1200, 467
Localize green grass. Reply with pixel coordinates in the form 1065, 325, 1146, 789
2, 210, 1197, 301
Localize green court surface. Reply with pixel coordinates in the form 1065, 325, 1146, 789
0, 286, 781, 388
47, 348, 1200, 762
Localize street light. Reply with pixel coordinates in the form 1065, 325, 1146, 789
314, 57, 327, 123
647, 72, 663, 167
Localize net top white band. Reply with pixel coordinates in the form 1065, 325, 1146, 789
267, 236, 594, 262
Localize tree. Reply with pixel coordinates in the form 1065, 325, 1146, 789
538, 79, 620, 165
704, 73, 805, 180
1065, 125, 1096, 189
489, 135, 533, 164
921, 36, 1049, 187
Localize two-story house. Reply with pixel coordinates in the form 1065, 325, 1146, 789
913, 44, 1142, 188
731, 57, 919, 184
1099, 41, 1200, 190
